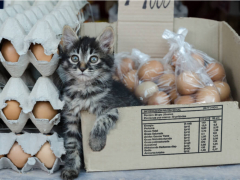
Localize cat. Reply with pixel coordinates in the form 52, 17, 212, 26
59, 25, 142, 180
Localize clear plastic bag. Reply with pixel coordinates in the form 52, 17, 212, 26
162, 28, 225, 104
115, 49, 172, 105
134, 56, 173, 105
114, 49, 149, 92
194, 49, 232, 102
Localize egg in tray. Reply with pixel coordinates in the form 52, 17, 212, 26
0, 132, 65, 173
0, 76, 64, 134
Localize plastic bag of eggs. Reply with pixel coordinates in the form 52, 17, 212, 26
114, 49, 147, 81
134, 61, 177, 105
161, 28, 232, 105
170, 50, 232, 104
114, 50, 175, 105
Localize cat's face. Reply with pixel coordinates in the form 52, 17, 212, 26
59, 26, 114, 83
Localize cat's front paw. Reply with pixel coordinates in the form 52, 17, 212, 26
89, 128, 107, 151
61, 168, 79, 180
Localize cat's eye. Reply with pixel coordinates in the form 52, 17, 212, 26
89, 56, 98, 64
71, 55, 79, 63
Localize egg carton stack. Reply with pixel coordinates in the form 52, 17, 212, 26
0, 0, 88, 174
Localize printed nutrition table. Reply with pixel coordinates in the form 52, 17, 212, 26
142, 105, 223, 156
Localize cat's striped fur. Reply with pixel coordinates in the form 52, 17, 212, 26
59, 26, 142, 180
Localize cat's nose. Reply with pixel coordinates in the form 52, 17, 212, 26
80, 67, 87, 72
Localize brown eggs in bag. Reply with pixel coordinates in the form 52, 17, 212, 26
206, 63, 225, 81
214, 81, 231, 101
1, 39, 20, 62
3, 100, 22, 120
31, 44, 53, 62
122, 70, 138, 92
117, 58, 135, 77
36, 142, 56, 168
157, 73, 175, 89
33, 101, 58, 120
135, 81, 158, 104
138, 60, 164, 81
171, 55, 177, 67
192, 53, 204, 66
169, 88, 178, 104
177, 71, 201, 95
7, 142, 31, 168
175, 95, 195, 104
196, 86, 220, 103
148, 91, 170, 105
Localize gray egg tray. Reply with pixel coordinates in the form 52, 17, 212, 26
0, 132, 65, 173
0, 77, 64, 134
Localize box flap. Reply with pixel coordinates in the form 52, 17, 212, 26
117, 0, 174, 58
221, 22, 240, 104
118, 0, 173, 22
174, 18, 220, 61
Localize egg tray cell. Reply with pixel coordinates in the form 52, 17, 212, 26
0, 76, 64, 134
0, 49, 59, 78
0, 132, 65, 173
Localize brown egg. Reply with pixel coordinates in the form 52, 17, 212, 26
175, 96, 195, 104
164, 64, 172, 71
206, 63, 225, 81
214, 81, 231, 101
118, 58, 135, 77
1, 39, 20, 62
33, 101, 58, 120
177, 71, 201, 95
169, 88, 178, 104
57, 39, 64, 55
157, 73, 175, 89
36, 142, 56, 168
192, 53, 204, 66
196, 86, 220, 103
148, 91, 170, 105
3, 100, 22, 120
0, 155, 4, 159
164, 64, 175, 72
31, 44, 53, 62
135, 81, 158, 104
7, 142, 31, 168
122, 70, 138, 92
138, 60, 164, 81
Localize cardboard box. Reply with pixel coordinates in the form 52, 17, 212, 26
81, 1, 240, 172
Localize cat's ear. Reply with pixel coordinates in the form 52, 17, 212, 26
61, 25, 79, 51
96, 27, 114, 54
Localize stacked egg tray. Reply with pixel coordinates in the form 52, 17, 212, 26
0, 132, 65, 173
0, 0, 87, 77
0, 76, 64, 134
0, 0, 87, 174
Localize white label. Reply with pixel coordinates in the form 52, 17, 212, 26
142, 105, 223, 156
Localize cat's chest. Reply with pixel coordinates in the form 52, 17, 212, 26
64, 86, 106, 115
66, 93, 93, 111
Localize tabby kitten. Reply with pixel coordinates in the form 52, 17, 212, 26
59, 25, 142, 180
